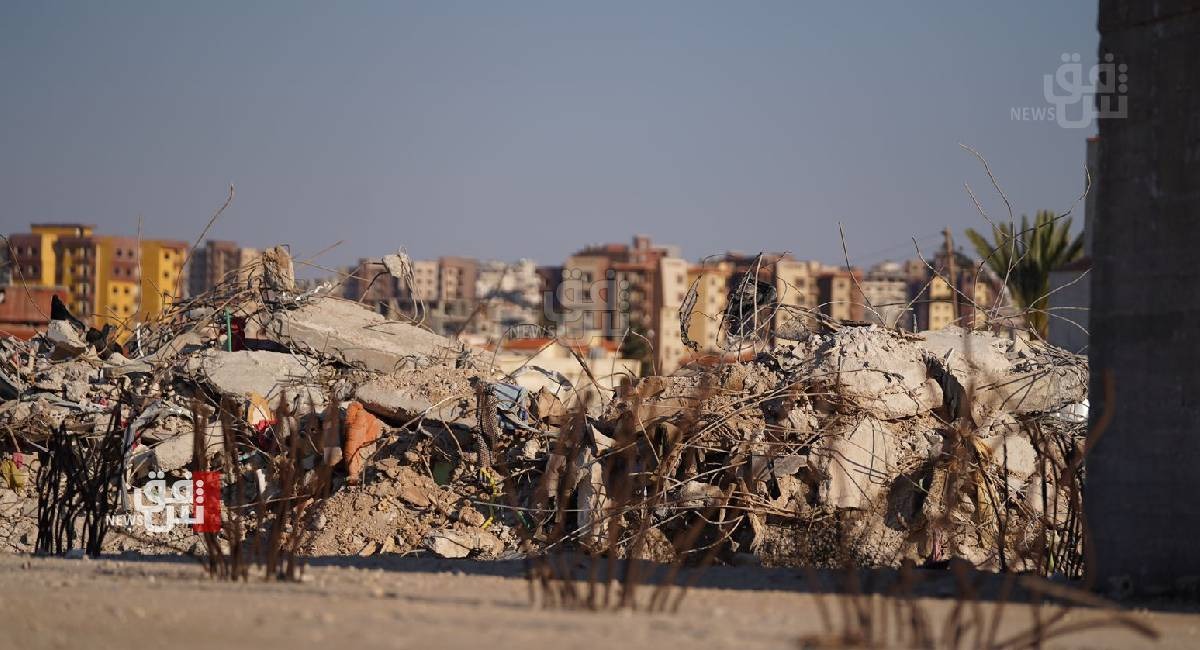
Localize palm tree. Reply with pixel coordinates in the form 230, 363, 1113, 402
965, 210, 1083, 338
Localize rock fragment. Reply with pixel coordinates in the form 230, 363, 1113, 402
422, 527, 504, 559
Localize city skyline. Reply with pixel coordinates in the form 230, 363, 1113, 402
0, 1, 1099, 274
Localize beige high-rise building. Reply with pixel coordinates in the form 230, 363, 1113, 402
189, 240, 260, 295
814, 268, 864, 323
556, 253, 611, 342
437, 256, 477, 302
684, 261, 734, 353
410, 260, 438, 301
773, 259, 819, 334
860, 261, 912, 328
655, 256, 690, 374
558, 236, 681, 351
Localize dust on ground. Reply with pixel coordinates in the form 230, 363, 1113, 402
1, 554, 1194, 650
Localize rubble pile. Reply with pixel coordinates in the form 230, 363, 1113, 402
0, 251, 1089, 572
600, 324, 1088, 568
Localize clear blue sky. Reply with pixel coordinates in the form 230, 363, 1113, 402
0, 1, 1099, 273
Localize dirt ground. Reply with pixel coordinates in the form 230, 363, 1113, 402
0, 554, 1194, 650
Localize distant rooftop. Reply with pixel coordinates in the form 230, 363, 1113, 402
31, 222, 96, 230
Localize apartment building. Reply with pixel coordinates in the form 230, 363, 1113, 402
189, 240, 260, 296
139, 239, 188, 320
95, 236, 140, 326
344, 259, 399, 306
471, 259, 543, 341
815, 268, 864, 323
860, 261, 912, 328
5, 223, 191, 329
557, 252, 619, 342
655, 256, 691, 374
558, 236, 679, 343
684, 260, 734, 354
772, 258, 820, 334
345, 255, 495, 336
911, 251, 1001, 331
475, 259, 541, 307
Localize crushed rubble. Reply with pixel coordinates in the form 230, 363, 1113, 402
0, 250, 1088, 574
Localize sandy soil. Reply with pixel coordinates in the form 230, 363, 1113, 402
0, 554, 1193, 650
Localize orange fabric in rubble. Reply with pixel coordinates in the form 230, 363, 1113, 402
343, 401, 381, 484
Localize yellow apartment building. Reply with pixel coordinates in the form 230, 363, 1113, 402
139, 239, 188, 320
29, 223, 94, 288
17, 223, 190, 330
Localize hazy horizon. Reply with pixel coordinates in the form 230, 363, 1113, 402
1, 1, 1099, 273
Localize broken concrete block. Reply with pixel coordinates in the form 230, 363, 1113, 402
979, 430, 1037, 479
813, 327, 942, 420
386, 466, 439, 509
457, 506, 486, 527
110, 329, 208, 377
771, 454, 809, 478
601, 374, 715, 429
46, 320, 88, 359
749, 450, 810, 483
131, 432, 191, 474
422, 527, 503, 559
127, 414, 221, 475
922, 327, 1088, 422
267, 297, 465, 373
32, 359, 93, 402
355, 377, 473, 426
321, 402, 343, 466
259, 245, 296, 292
819, 416, 897, 510
381, 252, 410, 280
187, 349, 325, 410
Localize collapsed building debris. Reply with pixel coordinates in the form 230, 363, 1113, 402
0, 248, 1089, 577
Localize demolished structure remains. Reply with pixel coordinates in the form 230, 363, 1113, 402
0, 246, 1090, 582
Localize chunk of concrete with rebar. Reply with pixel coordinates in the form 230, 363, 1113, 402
267, 297, 464, 373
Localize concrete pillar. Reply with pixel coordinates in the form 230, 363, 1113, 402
1087, 0, 1200, 595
